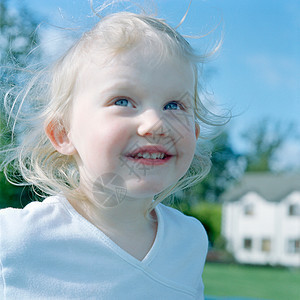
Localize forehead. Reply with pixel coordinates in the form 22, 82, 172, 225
74, 43, 195, 97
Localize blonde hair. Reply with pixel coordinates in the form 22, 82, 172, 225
1, 10, 228, 212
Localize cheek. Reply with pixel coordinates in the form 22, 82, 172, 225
178, 131, 197, 169
100, 121, 131, 151
71, 116, 131, 165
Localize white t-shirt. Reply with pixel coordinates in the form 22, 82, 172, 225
0, 195, 208, 300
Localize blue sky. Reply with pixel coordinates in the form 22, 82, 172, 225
10, 0, 300, 169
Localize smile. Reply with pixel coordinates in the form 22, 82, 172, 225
126, 154, 172, 165
125, 145, 174, 166
132, 152, 166, 159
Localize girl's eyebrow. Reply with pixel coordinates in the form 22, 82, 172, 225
99, 87, 142, 101
91, 77, 194, 103
173, 91, 194, 104
98, 79, 141, 94
100, 80, 133, 92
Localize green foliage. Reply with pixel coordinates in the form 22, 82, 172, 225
0, 109, 33, 208
0, 0, 39, 208
198, 132, 242, 202
179, 202, 222, 246
0, 171, 32, 209
174, 131, 241, 208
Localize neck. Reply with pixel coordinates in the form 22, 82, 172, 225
68, 189, 156, 235
68, 189, 158, 261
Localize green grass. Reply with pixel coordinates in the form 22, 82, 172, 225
203, 262, 300, 300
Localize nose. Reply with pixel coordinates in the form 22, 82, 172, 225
137, 109, 168, 137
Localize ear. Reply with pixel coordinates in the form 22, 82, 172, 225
45, 120, 76, 155
195, 123, 200, 139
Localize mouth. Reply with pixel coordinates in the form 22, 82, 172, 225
125, 145, 174, 166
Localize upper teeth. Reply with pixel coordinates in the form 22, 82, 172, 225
135, 152, 165, 159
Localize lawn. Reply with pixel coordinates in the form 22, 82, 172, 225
203, 262, 300, 300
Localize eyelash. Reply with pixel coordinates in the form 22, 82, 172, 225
113, 98, 186, 111
113, 98, 134, 108
163, 101, 186, 111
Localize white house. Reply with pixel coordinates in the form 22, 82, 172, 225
222, 173, 300, 267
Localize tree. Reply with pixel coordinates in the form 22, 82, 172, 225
242, 119, 295, 172
0, 1, 39, 64
199, 131, 243, 202
0, 0, 39, 208
173, 131, 241, 210
0, 108, 34, 208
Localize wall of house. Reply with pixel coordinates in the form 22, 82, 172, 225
222, 191, 300, 267
277, 191, 300, 266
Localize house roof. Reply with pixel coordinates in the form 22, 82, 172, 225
222, 173, 300, 203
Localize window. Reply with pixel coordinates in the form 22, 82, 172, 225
287, 239, 300, 254
243, 238, 252, 250
288, 204, 300, 216
261, 238, 271, 252
244, 204, 254, 216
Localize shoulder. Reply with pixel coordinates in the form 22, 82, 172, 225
157, 203, 208, 236
155, 204, 208, 290
0, 195, 67, 225
0, 195, 70, 248
157, 203, 208, 248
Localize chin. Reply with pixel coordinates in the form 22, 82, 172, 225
126, 180, 169, 198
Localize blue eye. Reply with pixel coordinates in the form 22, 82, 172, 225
164, 101, 185, 110
114, 98, 133, 107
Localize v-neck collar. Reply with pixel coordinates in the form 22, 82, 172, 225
57, 194, 164, 266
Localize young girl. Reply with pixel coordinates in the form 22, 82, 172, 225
0, 6, 224, 300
